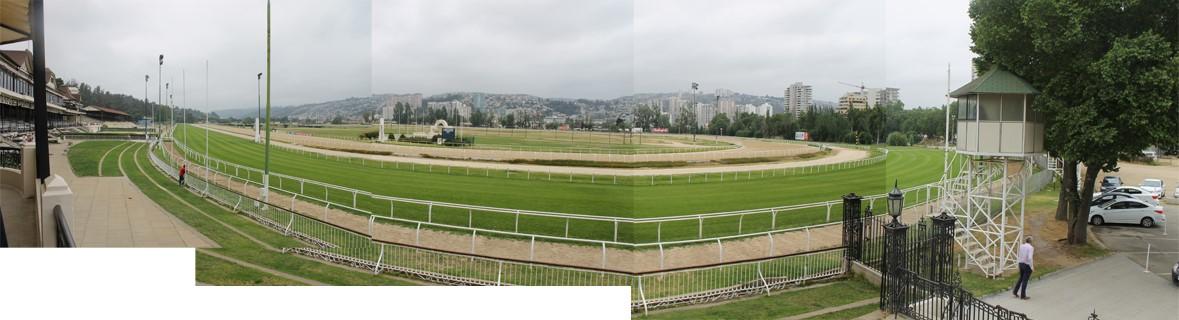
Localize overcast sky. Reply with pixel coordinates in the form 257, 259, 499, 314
2, 0, 974, 110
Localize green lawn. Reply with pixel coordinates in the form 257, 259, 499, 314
173, 125, 955, 243
195, 252, 305, 286
635, 277, 878, 320
284, 124, 734, 153
114, 143, 415, 285
66, 140, 130, 176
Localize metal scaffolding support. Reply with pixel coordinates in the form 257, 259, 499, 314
942, 156, 1031, 277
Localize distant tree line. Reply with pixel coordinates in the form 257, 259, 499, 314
68, 80, 208, 123
628, 100, 955, 145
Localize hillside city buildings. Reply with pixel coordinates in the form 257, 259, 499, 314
837, 87, 900, 114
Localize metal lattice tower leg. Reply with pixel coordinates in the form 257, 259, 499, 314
941, 156, 1030, 277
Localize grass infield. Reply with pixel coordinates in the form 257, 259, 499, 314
284, 124, 734, 154
172, 125, 956, 243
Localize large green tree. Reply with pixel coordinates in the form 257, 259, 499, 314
970, 0, 1179, 244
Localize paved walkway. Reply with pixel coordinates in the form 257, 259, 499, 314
982, 253, 1179, 319
0, 184, 38, 246
57, 142, 216, 248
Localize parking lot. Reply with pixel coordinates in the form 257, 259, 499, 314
1090, 160, 1179, 280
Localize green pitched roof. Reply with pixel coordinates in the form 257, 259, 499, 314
949, 68, 1039, 97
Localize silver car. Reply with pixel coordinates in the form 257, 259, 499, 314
1095, 186, 1160, 205
1088, 198, 1166, 228
1140, 179, 1165, 198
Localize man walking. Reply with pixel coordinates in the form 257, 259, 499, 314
1013, 236, 1034, 300
179, 163, 187, 187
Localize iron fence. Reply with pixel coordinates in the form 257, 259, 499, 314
891, 270, 1028, 320
0, 146, 19, 170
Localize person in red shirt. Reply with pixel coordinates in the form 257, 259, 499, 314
179, 164, 187, 187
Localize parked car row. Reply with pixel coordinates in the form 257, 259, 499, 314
1090, 177, 1168, 228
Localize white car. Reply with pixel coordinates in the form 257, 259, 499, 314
1140, 179, 1165, 198
1094, 186, 1160, 205
1089, 198, 1166, 228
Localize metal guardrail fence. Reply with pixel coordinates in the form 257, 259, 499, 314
166, 136, 942, 250
53, 205, 75, 248
146, 139, 849, 313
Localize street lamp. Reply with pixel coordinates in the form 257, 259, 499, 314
165, 82, 169, 137
256, 72, 262, 143
144, 74, 149, 141
887, 180, 904, 223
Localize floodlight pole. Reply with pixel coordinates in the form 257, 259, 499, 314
943, 63, 950, 177
205, 60, 209, 180
158, 54, 163, 141
256, 72, 262, 143
262, 0, 272, 202
183, 69, 187, 149
144, 74, 149, 141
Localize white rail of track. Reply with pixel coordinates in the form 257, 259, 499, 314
167, 130, 939, 249
147, 139, 849, 313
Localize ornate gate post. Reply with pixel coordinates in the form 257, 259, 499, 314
881, 213, 910, 313
842, 193, 863, 263
931, 211, 957, 285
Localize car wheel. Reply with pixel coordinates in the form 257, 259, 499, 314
1141, 217, 1154, 228
1091, 216, 1104, 226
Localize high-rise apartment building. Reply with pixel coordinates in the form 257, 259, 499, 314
784, 82, 812, 119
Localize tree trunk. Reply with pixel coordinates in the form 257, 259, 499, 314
1055, 160, 1077, 221
1067, 164, 1102, 245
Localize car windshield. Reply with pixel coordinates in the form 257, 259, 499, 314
1142, 180, 1162, 187
1103, 178, 1119, 184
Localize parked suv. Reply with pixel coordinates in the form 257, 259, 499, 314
1101, 176, 1123, 193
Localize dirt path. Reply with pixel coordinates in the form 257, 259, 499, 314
197, 124, 869, 176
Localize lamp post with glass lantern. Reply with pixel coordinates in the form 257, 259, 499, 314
882, 180, 908, 314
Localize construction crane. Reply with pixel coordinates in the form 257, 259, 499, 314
838, 81, 867, 94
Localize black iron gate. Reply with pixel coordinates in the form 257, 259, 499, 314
841, 193, 1029, 320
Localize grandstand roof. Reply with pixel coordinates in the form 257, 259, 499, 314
0, 0, 30, 46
